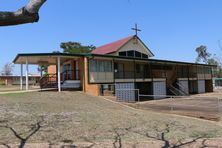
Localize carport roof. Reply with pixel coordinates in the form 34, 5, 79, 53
13, 52, 217, 67
13, 53, 88, 65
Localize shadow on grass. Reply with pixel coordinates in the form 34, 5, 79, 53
0, 116, 44, 148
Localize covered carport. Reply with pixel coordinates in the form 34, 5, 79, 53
13, 53, 84, 92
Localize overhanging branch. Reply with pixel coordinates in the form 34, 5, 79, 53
0, 0, 46, 26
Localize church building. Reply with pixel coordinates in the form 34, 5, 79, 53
13, 35, 214, 102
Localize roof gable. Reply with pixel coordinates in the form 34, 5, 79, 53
91, 35, 154, 57
117, 37, 154, 57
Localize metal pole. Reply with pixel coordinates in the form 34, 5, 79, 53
218, 98, 220, 115
57, 57, 61, 92
25, 58, 29, 90
171, 96, 173, 111
20, 64, 23, 90
138, 89, 140, 102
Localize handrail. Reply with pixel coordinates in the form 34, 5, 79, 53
39, 73, 58, 89
168, 84, 188, 96
39, 70, 80, 89
168, 84, 183, 96
176, 82, 189, 96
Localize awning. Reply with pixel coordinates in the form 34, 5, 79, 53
13, 53, 87, 65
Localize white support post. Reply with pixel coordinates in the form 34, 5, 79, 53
25, 58, 29, 90
20, 64, 23, 90
57, 57, 61, 92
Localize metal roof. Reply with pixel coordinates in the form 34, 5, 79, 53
13, 52, 216, 67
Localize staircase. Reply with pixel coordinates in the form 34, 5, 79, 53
39, 73, 58, 89
176, 81, 189, 95
167, 83, 188, 96
39, 71, 81, 90
166, 67, 189, 96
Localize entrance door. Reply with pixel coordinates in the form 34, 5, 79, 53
63, 64, 72, 80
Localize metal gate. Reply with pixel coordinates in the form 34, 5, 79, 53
198, 80, 205, 93
115, 83, 137, 102
153, 81, 166, 99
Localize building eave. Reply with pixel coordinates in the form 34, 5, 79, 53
13, 52, 216, 67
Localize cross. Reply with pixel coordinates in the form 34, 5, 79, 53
131, 24, 141, 36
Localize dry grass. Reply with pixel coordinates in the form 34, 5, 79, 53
0, 85, 40, 92
0, 91, 222, 147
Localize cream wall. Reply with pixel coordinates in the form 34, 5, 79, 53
110, 39, 153, 57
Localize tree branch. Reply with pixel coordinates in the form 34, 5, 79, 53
0, 0, 46, 26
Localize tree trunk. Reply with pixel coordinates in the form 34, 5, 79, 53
0, 0, 46, 26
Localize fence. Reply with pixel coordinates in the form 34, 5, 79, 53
115, 89, 222, 121
115, 89, 140, 102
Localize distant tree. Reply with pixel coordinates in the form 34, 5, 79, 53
0, 0, 46, 26
195, 45, 222, 77
207, 58, 219, 66
37, 65, 48, 77
195, 45, 211, 64
1, 63, 13, 76
60, 42, 96, 54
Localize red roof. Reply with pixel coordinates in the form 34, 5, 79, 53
91, 36, 135, 54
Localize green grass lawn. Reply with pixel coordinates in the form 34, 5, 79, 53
0, 91, 222, 147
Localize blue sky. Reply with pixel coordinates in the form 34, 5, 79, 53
1, 0, 222, 75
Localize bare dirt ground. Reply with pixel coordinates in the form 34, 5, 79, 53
0, 91, 222, 147
130, 96, 221, 121
129, 90, 222, 122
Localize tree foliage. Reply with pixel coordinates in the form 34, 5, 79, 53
195, 45, 221, 65
1, 63, 14, 76
37, 65, 48, 77
195, 45, 211, 64
60, 42, 96, 54
195, 45, 222, 77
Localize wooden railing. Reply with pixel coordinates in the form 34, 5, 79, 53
39, 70, 80, 89
39, 73, 58, 89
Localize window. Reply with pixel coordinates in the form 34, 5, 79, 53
98, 61, 105, 72
119, 51, 127, 56
104, 61, 112, 72
89, 60, 97, 72
127, 50, 134, 57
119, 50, 148, 59
89, 59, 112, 72
135, 51, 142, 58
142, 54, 148, 59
